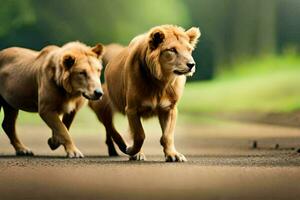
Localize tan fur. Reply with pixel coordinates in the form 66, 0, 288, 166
102, 44, 125, 66
89, 25, 201, 161
0, 41, 104, 158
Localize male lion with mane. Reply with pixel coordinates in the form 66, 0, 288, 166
89, 25, 201, 162
0, 42, 104, 158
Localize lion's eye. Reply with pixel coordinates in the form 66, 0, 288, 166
79, 71, 87, 77
168, 48, 177, 53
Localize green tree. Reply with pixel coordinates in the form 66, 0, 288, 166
0, 0, 35, 37
0, 0, 189, 49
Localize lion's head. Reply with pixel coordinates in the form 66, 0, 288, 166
145, 25, 201, 80
58, 42, 104, 100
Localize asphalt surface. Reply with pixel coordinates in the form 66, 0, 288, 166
1, 119, 300, 200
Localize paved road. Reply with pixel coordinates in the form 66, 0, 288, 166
0, 119, 300, 200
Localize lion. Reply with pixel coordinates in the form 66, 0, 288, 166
89, 25, 201, 161
0, 41, 104, 158
102, 43, 125, 67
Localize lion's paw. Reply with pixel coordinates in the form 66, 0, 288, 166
47, 137, 61, 150
16, 147, 34, 156
129, 152, 146, 161
165, 152, 187, 162
66, 147, 84, 158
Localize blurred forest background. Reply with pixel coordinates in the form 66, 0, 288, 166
0, 0, 300, 115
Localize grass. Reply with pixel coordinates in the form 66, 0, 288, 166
180, 54, 300, 113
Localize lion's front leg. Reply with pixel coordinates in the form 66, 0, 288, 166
158, 107, 187, 162
125, 108, 145, 157
62, 110, 77, 130
39, 110, 83, 158
47, 110, 77, 151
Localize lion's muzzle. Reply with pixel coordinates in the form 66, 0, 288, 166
82, 88, 103, 100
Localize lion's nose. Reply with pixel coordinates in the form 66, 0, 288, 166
94, 89, 103, 99
187, 62, 195, 69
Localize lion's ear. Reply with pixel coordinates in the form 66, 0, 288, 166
62, 54, 76, 69
92, 43, 104, 57
186, 27, 201, 48
149, 28, 165, 50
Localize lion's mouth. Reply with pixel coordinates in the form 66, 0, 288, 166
174, 70, 189, 75
174, 66, 195, 76
82, 93, 91, 99
82, 93, 100, 100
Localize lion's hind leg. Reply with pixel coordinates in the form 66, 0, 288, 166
89, 88, 127, 156
0, 96, 34, 156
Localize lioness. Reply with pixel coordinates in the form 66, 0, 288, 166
0, 42, 104, 158
89, 25, 201, 162
102, 43, 125, 67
